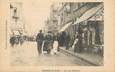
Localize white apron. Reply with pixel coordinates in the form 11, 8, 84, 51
51, 41, 58, 55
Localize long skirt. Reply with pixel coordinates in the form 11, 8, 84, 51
51, 41, 58, 55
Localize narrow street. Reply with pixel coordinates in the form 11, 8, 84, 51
8, 2, 104, 67
10, 42, 92, 66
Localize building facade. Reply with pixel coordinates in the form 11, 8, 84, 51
44, 4, 59, 34
10, 2, 25, 36
45, 2, 104, 54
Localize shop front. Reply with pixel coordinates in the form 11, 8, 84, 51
72, 3, 104, 55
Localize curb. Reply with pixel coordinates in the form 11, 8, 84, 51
60, 48, 100, 66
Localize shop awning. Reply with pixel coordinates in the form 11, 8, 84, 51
73, 4, 103, 25
58, 22, 72, 33
58, 4, 103, 33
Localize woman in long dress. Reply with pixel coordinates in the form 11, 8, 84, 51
51, 34, 59, 55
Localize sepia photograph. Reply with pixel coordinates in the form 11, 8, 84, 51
1, 0, 115, 72
8, 1, 104, 66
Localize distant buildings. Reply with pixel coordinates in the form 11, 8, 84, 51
44, 4, 59, 33
10, 2, 25, 36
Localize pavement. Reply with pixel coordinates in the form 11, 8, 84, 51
59, 47, 104, 66
10, 41, 93, 66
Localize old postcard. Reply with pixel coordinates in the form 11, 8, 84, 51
0, 0, 115, 72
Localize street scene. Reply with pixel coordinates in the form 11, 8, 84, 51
10, 42, 93, 66
8, 1, 104, 66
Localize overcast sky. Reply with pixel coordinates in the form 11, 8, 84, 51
20, 0, 52, 36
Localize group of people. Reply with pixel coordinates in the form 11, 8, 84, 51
36, 30, 71, 55
10, 35, 24, 47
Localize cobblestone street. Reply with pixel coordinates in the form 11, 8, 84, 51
10, 42, 92, 66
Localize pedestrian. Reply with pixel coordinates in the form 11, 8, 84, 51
19, 35, 24, 45
51, 33, 59, 55
72, 31, 82, 53
65, 33, 70, 50
73, 35, 79, 52
57, 33, 60, 51
58, 33, 62, 47
10, 36, 16, 47
36, 30, 44, 55
73, 25, 83, 53
44, 31, 53, 54
60, 31, 66, 47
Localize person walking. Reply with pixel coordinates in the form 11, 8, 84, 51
65, 33, 70, 50
44, 31, 53, 54
60, 31, 66, 47
77, 25, 83, 53
36, 30, 44, 55
10, 36, 16, 47
51, 33, 59, 55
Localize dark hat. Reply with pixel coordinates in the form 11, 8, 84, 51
48, 31, 52, 33
40, 30, 42, 32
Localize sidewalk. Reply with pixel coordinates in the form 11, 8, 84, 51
60, 47, 103, 66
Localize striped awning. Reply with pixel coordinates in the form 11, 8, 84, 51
58, 3, 103, 33
73, 4, 103, 25
58, 22, 72, 33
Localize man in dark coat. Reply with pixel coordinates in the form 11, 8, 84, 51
10, 36, 16, 47
36, 30, 44, 55
59, 31, 66, 46
44, 31, 53, 54
65, 33, 70, 50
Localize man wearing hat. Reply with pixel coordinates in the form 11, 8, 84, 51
36, 30, 44, 55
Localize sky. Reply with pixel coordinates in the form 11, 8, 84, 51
20, 0, 52, 36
